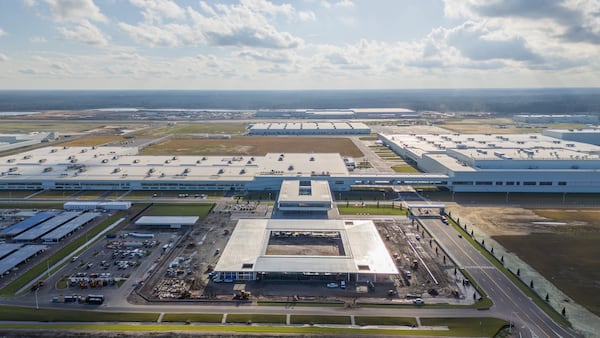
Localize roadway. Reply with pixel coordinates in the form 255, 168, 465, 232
418, 216, 581, 338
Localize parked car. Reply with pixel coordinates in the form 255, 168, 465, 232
340, 281, 346, 289
326, 282, 339, 288
413, 298, 425, 305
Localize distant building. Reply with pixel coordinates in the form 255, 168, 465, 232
248, 122, 370, 135
513, 114, 598, 124
542, 127, 600, 146
255, 108, 416, 119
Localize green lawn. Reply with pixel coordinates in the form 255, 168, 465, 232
0, 305, 158, 322
161, 313, 223, 323
144, 203, 214, 217
391, 165, 421, 173
124, 190, 225, 200
354, 316, 417, 326
0, 190, 37, 198
420, 317, 508, 337
338, 204, 408, 216
31, 190, 79, 199
290, 315, 351, 325
226, 314, 287, 324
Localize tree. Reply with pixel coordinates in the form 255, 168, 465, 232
517, 268, 520, 276
530, 280, 534, 288
545, 293, 549, 302
562, 307, 566, 316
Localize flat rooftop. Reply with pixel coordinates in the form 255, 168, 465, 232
135, 216, 199, 226
215, 219, 398, 275
278, 180, 332, 203
0, 146, 349, 182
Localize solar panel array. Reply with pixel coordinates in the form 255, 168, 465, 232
0, 243, 23, 259
0, 211, 59, 236
14, 211, 82, 242
41, 212, 100, 242
0, 245, 47, 275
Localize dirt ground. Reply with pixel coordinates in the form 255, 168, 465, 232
266, 236, 344, 256
139, 136, 364, 157
446, 204, 600, 317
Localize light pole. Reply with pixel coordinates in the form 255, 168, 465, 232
46, 260, 50, 278
35, 288, 39, 310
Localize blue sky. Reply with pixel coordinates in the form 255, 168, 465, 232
0, 0, 598, 89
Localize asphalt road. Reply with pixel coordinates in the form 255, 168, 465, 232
418, 216, 581, 338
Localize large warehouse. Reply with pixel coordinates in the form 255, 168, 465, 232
378, 132, 600, 192
213, 219, 398, 282
0, 129, 599, 193
247, 122, 370, 135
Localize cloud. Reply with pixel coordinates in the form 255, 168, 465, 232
30, 36, 48, 43
326, 52, 350, 65
237, 50, 291, 63
320, 0, 354, 9
118, 22, 182, 47
190, 2, 303, 49
298, 11, 317, 22
444, 0, 600, 45
0, 27, 6, 37
59, 20, 109, 46
44, 0, 107, 23
119, 1, 304, 49
0, 52, 8, 62
128, 0, 185, 23
445, 22, 542, 62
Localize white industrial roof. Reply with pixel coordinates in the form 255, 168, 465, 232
278, 180, 332, 203
215, 219, 398, 275
135, 216, 199, 226
0, 146, 349, 182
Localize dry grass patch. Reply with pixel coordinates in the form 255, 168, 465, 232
140, 136, 363, 157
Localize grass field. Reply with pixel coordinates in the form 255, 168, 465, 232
0, 121, 108, 133
419, 317, 508, 337
57, 136, 127, 146
338, 204, 408, 216
161, 313, 223, 323
144, 203, 214, 217
0, 190, 36, 198
124, 190, 224, 200
0, 305, 158, 322
226, 314, 287, 324
131, 123, 247, 137
31, 190, 78, 199
139, 136, 364, 157
354, 316, 417, 326
290, 315, 351, 325
494, 208, 600, 317
391, 165, 421, 173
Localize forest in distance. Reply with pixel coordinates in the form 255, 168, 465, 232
0, 88, 599, 116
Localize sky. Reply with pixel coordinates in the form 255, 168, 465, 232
0, 0, 599, 90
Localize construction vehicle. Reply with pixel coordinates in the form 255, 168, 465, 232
233, 290, 251, 300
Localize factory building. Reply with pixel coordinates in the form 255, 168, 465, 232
542, 127, 600, 146
213, 219, 398, 282
0, 129, 599, 194
248, 122, 370, 135
513, 114, 599, 124
255, 108, 416, 119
